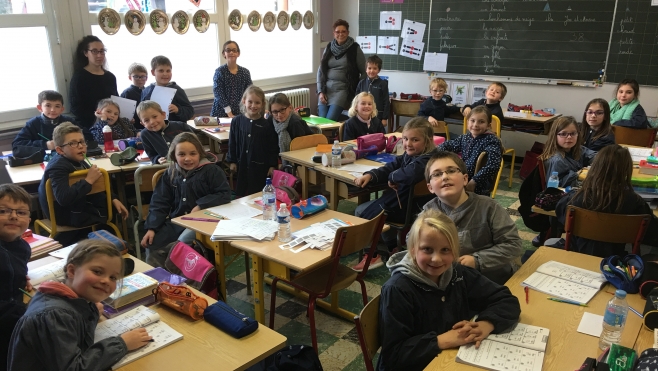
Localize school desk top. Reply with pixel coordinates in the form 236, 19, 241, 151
302, 115, 339, 126
424, 246, 646, 371
27, 253, 287, 371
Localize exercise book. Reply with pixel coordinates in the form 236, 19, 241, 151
521, 261, 606, 305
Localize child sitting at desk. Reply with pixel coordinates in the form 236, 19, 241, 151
581, 98, 615, 152
417, 78, 460, 127
342, 92, 386, 141
90, 98, 138, 145
351, 118, 435, 271
142, 132, 231, 267
423, 151, 524, 284
7, 240, 152, 371
555, 144, 658, 257
12, 90, 76, 152
138, 100, 192, 164
378, 209, 521, 371
38, 123, 129, 245
0, 184, 33, 371
609, 79, 651, 129
539, 116, 596, 188
461, 82, 506, 124
436, 106, 503, 196
141, 55, 194, 123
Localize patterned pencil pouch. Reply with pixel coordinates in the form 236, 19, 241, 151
600, 254, 644, 294
291, 195, 328, 219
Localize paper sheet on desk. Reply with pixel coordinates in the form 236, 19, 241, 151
207, 202, 263, 219
577, 312, 603, 337
505, 112, 526, 118
48, 244, 77, 259
627, 147, 653, 162
213, 218, 277, 241
110, 96, 137, 119
338, 163, 378, 173
150, 86, 177, 119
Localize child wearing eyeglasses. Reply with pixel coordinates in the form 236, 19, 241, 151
120, 63, 148, 129
417, 78, 460, 127
422, 151, 523, 284
0, 184, 33, 371
539, 116, 596, 188
38, 123, 128, 245
267, 93, 314, 159
581, 98, 615, 152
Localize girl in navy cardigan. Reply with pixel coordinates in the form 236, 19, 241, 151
142, 132, 231, 267
342, 92, 386, 141
351, 117, 436, 271
436, 106, 502, 196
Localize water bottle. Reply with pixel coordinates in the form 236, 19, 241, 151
547, 171, 559, 189
599, 289, 629, 350
277, 204, 292, 242
102, 125, 114, 153
331, 140, 342, 168
262, 178, 276, 221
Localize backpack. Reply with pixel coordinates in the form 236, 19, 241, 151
164, 240, 219, 300
518, 166, 551, 233
264, 345, 323, 371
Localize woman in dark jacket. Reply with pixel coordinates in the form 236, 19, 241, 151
267, 93, 314, 159
316, 19, 366, 121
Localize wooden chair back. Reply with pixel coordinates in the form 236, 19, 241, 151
338, 122, 345, 142
565, 206, 651, 254
463, 115, 502, 137
289, 134, 328, 151
333, 211, 387, 258
391, 99, 422, 132
403, 180, 432, 225
433, 121, 450, 140
68, 170, 107, 195
354, 295, 381, 371
152, 169, 166, 188
134, 164, 168, 193
474, 152, 488, 174
537, 158, 547, 190
612, 126, 657, 148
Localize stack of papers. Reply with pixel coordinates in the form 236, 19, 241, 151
24, 232, 62, 258
627, 147, 653, 163
211, 218, 278, 241
279, 219, 350, 253
522, 261, 606, 305
206, 202, 263, 220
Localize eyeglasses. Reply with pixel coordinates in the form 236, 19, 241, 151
430, 89, 445, 94
557, 132, 578, 138
87, 49, 107, 55
271, 107, 289, 115
131, 75, 147, 80
61, 140, 88, 148
429, 168, 462, 179
585, 110, 605, 116
224, 48, 238, 54
334, 30, 348, 34
0, 208, 30, 218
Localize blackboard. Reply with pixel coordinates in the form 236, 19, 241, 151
358, 0, 658, 85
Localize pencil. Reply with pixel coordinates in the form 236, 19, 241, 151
547, 297, 587, 307
38, 133, 50, 141
83, 153, 92, 167
395, 189, 402, 209
19, 288, 32, 298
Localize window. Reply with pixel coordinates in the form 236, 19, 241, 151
226, 0, 313, 81
0, 0, 43, 14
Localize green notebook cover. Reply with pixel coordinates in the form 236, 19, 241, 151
302, 116, 338, 125
606, 343, 637, 371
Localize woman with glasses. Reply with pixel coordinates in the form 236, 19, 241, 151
69, 36, 118, 140
581, 98, 615, 152
538, 116, 596, 188
211, 41, 252, 118
316, 19, 366, 121
267, 93, 313, 162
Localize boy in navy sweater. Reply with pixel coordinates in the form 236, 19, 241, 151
461, 82, 506, 124
120, 62, 148, 130
355, 55, 389, 128
12, 90, 76, 152
137, 101, 192, 164
141, 55, 194, 123
417, 78, 460, 126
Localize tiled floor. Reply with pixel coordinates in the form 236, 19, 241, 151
222, 162, 532, 371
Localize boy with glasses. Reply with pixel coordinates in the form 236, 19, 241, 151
423, 151, 523, 284
141, 55, 194, 122
0, 184, 32, 371
120, 63, 149, 129
38, 123, 128, 245
418, 78, 460, 127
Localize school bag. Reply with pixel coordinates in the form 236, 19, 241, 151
272, 167, 302, 205
164, 240, 219, 300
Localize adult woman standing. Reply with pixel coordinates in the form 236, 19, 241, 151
69, 36, 118, 138
211, 40, 253, 118
317, 19, 366, 121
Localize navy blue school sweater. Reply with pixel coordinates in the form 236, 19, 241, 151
463, 98, 504, 124
141, 82, 195, 123
12, 114, 77, 151
355, 77, 390, 120
418, 98, 460, 121
342, 116, 386, 141
140, 121, 192, 164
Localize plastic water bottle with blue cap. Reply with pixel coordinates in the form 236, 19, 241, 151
547, 172, 559, 189
599, 289, 628, 350
262, 178, 276, 221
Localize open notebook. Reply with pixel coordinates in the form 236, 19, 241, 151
94, 305, 183, 370
521, 261, 606, 305
456, 323, 549, 371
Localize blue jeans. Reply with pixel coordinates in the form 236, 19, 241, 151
318, 104, 345, 122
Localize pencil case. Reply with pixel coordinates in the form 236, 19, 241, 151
154, 282, 208, 320
204, 300, 258, 338
291, 195, 328, 219
600, 254, 644, 294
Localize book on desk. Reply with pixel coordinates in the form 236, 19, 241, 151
522, 261, 606, 305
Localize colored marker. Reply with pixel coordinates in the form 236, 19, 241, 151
203, 211, 227, 219
181, 217, 222, 222
547, 297, 587, 307
83, 153, 92, 167
19, 288, 32, 298
629, 306, 643, 318
38, 133, 50, 141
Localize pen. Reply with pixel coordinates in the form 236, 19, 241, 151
547, 297, 587, 307
38, 133, 50, 141
629, 306, 643, 318
524, 286, 529, 304
181, 217, 222, 222
19, 288, 32, 298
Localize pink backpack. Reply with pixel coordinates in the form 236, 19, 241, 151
271, 168, 301, 206
165, 241, 218, 299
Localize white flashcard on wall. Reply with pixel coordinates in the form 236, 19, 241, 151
451, 83, 469, 105
380, 11, 402, 30
422, 53, 448, 72
377, 36, 399, 55
400, 20, 426, 42
356, 36, 377, 54
471, 84, 489, 102
399, 38, 424, 60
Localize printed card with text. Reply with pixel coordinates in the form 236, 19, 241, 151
356, 36, 377, 54
377, 36, 399, 55
399, 38, 424, 60
400, 20, 426, 42
380, 11, 402, 30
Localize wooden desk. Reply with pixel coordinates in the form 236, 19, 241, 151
425, 246, 646, 371
633, 325, 653, 355
314, 159, 384, 210
187, 120, 230, 154
302, 115, 342, 134
172, 199, 371, 324
279, 147, 321, 200
447, 111, 562, 135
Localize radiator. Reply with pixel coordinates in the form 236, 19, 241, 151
265, 88, 310, 108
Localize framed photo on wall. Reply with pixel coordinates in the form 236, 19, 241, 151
450, 82, 469, 105
471, 84, 489, 103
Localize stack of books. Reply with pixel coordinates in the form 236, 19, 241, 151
22, 230, 62, 260
102, 272, 159, 316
